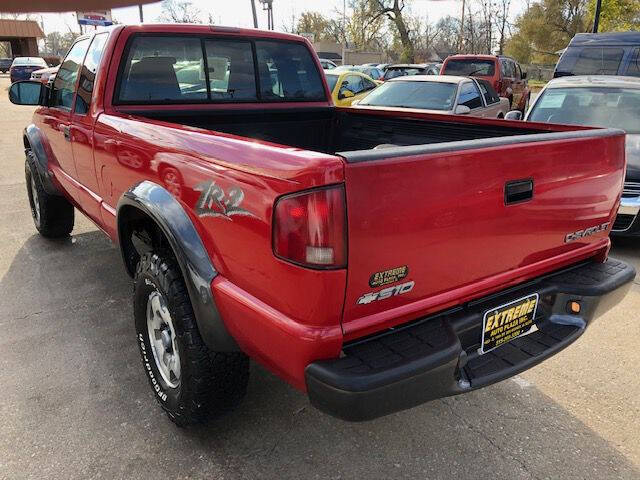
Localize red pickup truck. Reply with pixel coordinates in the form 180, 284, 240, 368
9, 24, 635, 425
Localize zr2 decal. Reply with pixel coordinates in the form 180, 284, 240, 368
194, 180, 256, 220
357, 281, 415, 305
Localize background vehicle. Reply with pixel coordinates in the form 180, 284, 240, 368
324, 69, 379, 106
8, 25, 633, 426
30, 65, 59, 84
525, 75, 640, 236
382, 63, 432, 81
9, 57, 48, 83
554, 32, 640, 78
0, 58, 12, 73
441, 54, 530, 112
320, 58, 337, 70
355, 75, 509, 118
354, 65, 384, 80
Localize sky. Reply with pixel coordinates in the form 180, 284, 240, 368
34, 0, 528, 35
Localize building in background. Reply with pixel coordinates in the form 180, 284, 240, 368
0, 19, 44, 57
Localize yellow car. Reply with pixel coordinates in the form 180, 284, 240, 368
324, 70, 380, 106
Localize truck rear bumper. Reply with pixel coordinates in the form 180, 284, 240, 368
305, 258, 635, 421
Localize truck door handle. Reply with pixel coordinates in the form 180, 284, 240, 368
63, 126, 71, 141
505, 179, 533, 205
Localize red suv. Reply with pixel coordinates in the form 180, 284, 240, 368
441, 54, 531, 112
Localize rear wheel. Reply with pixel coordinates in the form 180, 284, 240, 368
25, 153, 74, 238
134, 252, 249, 426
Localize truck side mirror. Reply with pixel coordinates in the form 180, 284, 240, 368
454, 104, 471, 114
8, 81, 45, 106
505, 110, 523, 121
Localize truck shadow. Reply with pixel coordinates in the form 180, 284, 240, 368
1, 230, 639, 479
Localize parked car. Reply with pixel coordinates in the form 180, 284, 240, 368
0, 58, 12, 74
554, 32, 640, 78
324, 69, 379, 106
518, 75, 640, 236
30, 65, 59, 84
354, 75, 510, 118
349, 65, 384, 80
8, 25, 634, 426
319, 58, 337, 70
382, 63, 432, 81
9, 57, 48, 83
441, 54, 530, 112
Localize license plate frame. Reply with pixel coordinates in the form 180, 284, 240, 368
479, 293, 539, 355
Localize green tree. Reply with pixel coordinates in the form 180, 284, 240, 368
505, 0, 589, 64
587, 0, 640, 31
296, 11, 342, 43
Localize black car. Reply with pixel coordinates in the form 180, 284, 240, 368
554, 32, 640, 78
0, 58, 12, 74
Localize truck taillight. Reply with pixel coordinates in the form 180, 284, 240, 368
273, 185, 347, 269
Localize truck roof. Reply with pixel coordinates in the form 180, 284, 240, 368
117, 23, 308, 42
569, 32, 640, 47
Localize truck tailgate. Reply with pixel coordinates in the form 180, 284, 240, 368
340, 129, 626, 339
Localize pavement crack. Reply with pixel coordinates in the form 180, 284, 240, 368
441, 398, 542, 480
15, 310, 43, 320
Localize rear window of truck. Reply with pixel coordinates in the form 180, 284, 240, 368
444, 59, 495, 76
115, 35, 325, 104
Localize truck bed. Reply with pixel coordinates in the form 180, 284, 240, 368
119, 106, 547, 156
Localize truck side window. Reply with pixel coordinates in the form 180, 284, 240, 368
118, 36, 207, 103
573, 47, 624, 75
627, 48, 640, 77
75, 33, 108, 115
51, 38, 91, 110
203, 39, 256, 101
458, 81, 483, 109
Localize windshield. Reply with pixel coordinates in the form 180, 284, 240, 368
12, 57, 47, 67
359, 80, 457, 110
528, 86, 640, 134
444, 59, 495, 76
383, 67, 425, 80
325, 74, 339, 92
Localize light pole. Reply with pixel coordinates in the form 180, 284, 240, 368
251, 0, 258, 28
593, 0, 602, 33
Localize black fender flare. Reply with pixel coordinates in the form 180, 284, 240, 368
24, 124, 60, 196
117, 181, 239, 352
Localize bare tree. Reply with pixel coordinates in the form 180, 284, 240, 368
369, 0, 414, 62
495, 0, 511, 54
158, 0, 202, 23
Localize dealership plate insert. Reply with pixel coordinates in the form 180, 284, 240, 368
480, 293, 539, 355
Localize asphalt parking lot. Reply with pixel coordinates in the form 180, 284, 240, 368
0, 74, 639, 480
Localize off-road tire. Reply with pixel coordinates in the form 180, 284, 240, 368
133, 252, 249, 426
25, 153, 74, 238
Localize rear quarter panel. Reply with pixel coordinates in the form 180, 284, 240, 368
93, 114, 347, 386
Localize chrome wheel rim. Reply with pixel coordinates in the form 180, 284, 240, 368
146, 291, 181, 388
30, 174, 40, 227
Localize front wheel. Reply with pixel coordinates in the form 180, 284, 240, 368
134, 252, 249, 426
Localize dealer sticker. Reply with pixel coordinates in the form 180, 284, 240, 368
480, 293, 539, 355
